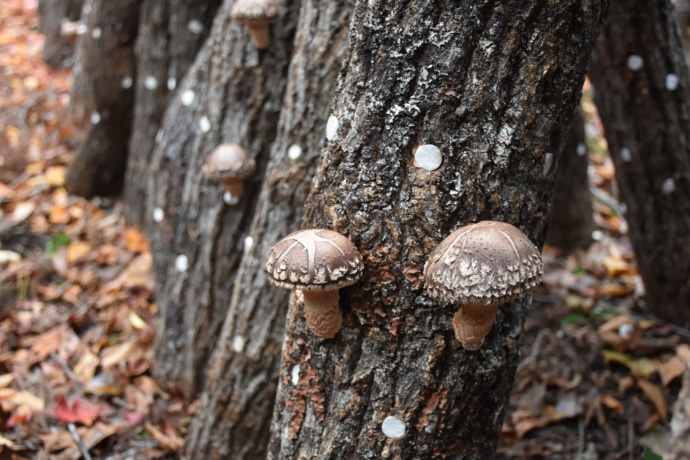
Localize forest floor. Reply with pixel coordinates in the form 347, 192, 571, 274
1, 2, 688, 459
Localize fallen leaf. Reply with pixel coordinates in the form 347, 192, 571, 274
66, 241, 92, 263
122, 227, 150, 253
601, 349, 656, 377
44, 166, 65, 186
654, 355, 687, 386
637, 379, 668, 420
601, 395, 623, 415
48, 395, 101, 426
100, 341, 137, 368
144, 421, 184, 451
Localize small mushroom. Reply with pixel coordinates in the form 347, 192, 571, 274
423, 221, 543, 350
266, 229, 364, 338
231, 0, 279, 50
203, 143, 256, 204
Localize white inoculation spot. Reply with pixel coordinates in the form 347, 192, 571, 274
576, 143, 587, 157
152, 207, 164, 223
627, 55, 644, 71
188, 19, 203, 34
76, 24, 88, 35
543, 152, 554, 175
181, 90, 195, 106
620, 147, 632, 162
199, 116, 211, 133
156, 129, 164, 143
224, 191, 239, 205
326, 115, 339, 140
243, 236, 254, 253
619, 203, 627, 216
414, 145, 443, 171
287, 144, 302, 160
662, 178, 676, 194
291, 364, 300, 385
382, 415, 407, 439
167, 77, 177, 91
90, 111, 101, 125
618, 323, 634, 339
175, 254, 189, 272
232, 336, 246, 353
591, 230, 603, 241
121, 76, 133, 89
665, 74, 679, 91
91, 27, 101, 39
144, 75, 158, 90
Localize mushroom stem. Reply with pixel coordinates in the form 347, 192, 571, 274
452, 303, 499, 351
302, 289, 343, 338
248, 21, 271, 49
221, 179, 245, 201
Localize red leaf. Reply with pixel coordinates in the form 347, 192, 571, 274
48, 395, 100, 426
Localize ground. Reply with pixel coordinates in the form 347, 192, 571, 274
0, 2, 688, 459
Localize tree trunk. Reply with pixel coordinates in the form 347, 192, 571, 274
676, 0, 690, 62
267, 1, 607, 458
668, 366, 690, 459
546, 109, 594, 254
183, 0, 353, 456
123, 0, 223, 227
589, 0, 690, 328
38, 0, 84, 68
144, 0, 299, 394
65, 0, 140, 198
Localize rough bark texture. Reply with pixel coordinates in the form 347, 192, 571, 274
677, 0, 690, 62
65, 0, 140, 197
268, 1, 607, 459
144, 0, 298, 394
182, 0, 353, 455
546, 109, 594, 253
589, 0, 690, 328
38, 0, 84, 68
668, 366, 690, 459
123, 0, 222, 226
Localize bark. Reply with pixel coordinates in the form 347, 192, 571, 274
144, 0, 299, 394
268, 1, 607, 459
183, 0, 353, 455
38, 0, 84, 68
123, 0, 223, 227
589, 0, 690, 328
546, 109, 594, 253
64, 0, 140, 197
668, 366, 690, 459
676, 0, 690, 62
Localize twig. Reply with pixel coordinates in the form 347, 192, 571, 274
67, 422, 93, 460
49, 351, 83, 390
628, 414, 634, 460
517, 329, 548, 373
577, 417, 585, 454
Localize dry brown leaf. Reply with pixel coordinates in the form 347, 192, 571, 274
601, 395, 624, 415
122, 227, 150, 253
144, 421, 184, 451
598, 315, 633, 334
596, 284, 632, 297
100, 340, 138, 368
66, 241, 92, 263
637, 379, 668, 420
44, 166, 65, 186
38, 430, 74, 452
654, 355, 687, 386
73, 350, 100, 382
0, 373, 15, 388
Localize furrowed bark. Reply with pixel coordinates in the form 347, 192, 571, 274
145, 0, 299, 394
123, 0, 222, 227
589, 0, 690, 328
183, 0, 354, 455
668, 367, 690, 459
546, 109, 594, 254
38, 0, 84, 68
65, 0, 140, 198
268, 1, 607, 459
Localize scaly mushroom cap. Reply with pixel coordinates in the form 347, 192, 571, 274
266, 229, 364, 291
231, 0, 279, 24
424, 221, 543, 305
203, 143, 256, 181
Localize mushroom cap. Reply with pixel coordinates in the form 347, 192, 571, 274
424, 221, 543, 306
231, 0, 279, 24
203, 143, 256, 181
266, 229, 364, 291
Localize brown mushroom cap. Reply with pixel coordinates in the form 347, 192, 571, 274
203, 143, 256, 181
231, 0, 279, 24
424, 221, 543, 305
266, 229, 364, 291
